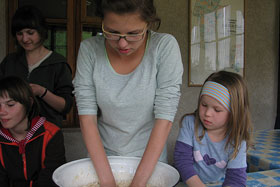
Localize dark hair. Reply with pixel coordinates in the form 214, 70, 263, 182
11, 5, 48, 49
0, 76, 40, 130
96, 0, 161, 30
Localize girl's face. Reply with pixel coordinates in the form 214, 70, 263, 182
16, 28, 42, 52
199, 95, 230, 133
103, 11, 148, 57
0, 94, 28, 132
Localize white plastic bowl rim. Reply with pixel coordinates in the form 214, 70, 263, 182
52, 156, 180, 187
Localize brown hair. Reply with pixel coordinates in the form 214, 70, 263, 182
11, 5, 48, 53
95, 0, 161, 30
182, 71, 253, 159
0, 76, 40, 130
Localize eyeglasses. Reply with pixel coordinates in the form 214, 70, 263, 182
102, 23, 147, 42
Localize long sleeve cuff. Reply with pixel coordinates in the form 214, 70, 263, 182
174, 141, 198, 182
223, 167, 247, 187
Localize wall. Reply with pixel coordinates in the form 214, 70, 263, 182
0, 0, 6, 61
245, 0, 279, 131
0, 0, 279, 164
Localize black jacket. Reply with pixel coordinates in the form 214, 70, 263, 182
0, 51, 74, 126
0, 117, 66, 187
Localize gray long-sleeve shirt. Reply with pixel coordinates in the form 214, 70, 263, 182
73, 31, 183, 162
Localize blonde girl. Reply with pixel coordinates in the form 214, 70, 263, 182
174, 71, 253, 187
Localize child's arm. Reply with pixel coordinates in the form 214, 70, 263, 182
223, 168, 247, 187
222, 141, 247, 187
33, 130, 66, 186
174, 141, 205, 187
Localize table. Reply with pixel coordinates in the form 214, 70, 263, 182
247, 129, 280, 172
175, 169, 280, 187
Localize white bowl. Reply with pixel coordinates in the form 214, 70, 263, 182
53, 156, 180, 187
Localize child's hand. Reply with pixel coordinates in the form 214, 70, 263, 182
29, 83, 45, 97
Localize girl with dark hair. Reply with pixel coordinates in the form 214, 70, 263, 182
73, 0, 183, 186
0, 76, 66, 187
0, 5, 73, 127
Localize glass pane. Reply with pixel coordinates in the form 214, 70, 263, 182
82, 26, 102, 40
18, 0, 67, 19
44, 26, 67, 57
86, 0, 97, 18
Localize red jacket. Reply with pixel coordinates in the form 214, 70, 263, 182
0, 116, 66, 187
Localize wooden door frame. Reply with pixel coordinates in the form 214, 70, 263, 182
65, 0, 77, 127
6, 0, 17, 54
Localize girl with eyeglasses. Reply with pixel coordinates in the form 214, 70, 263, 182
73, 0, 183, 186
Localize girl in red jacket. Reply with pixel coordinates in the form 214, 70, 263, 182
0, 76, 66, 187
